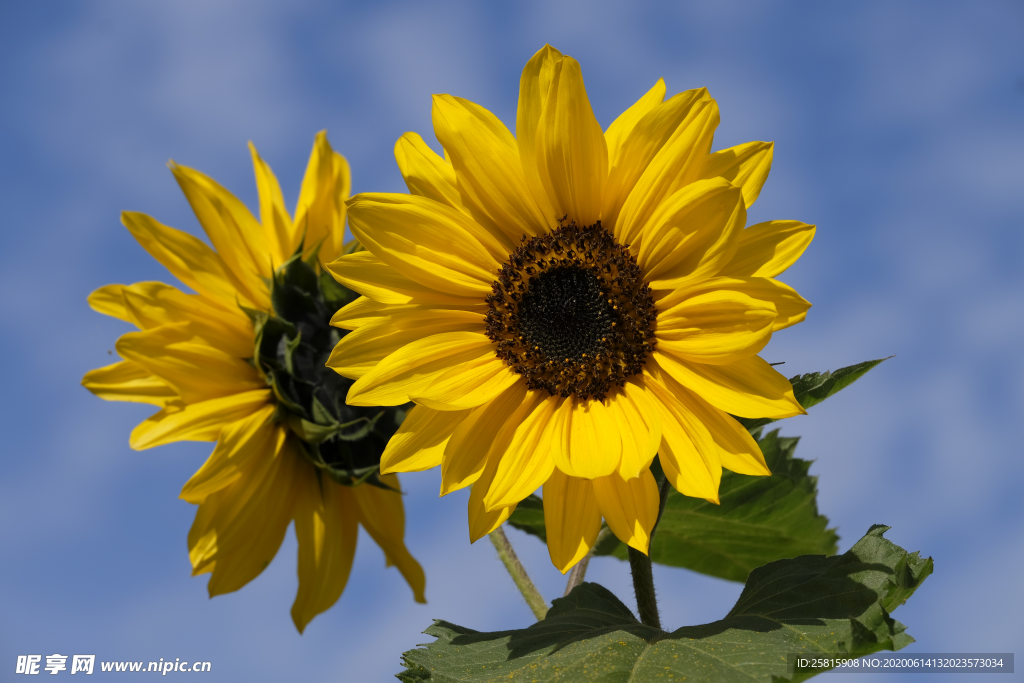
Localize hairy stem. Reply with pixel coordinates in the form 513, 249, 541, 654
629, 472, 672, 629
489, 527, 548, 621
564, 527, 610, 596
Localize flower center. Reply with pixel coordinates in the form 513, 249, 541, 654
485, 220, 657, 401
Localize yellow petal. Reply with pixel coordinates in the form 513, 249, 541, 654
542, 468, 602, 573
187, 431, 300, 596
130, 389, 272, 450
87, 283, 136, 323
345, 331, 497, 408
652, 351, 803, 419
294, 131, 351, 264
550, 397, 621, 479
535, 56, 607, 226
395, 132, 464, 210
432, 94, 552, 242
327, 307, 484, 379
82, 360, 178, 407
658, 275, 811, 333
607, 380, 662, 480
347, 193, 507, 298
116, 323, 264, 404
592, 469, 660, 553
121, 212, 247, 309
483, 392, 557, 510
605, 87, 708, 237
696, 141, 773, 208
646, 369, 722, 499
327, 251, 485, 306
291, 471, 358, 633
718, 220, 816, 279
380, 405, 469, 475
515, 45, 562, 226
655, 288, 776, 365
180, 404, 279, 504
467, 450, 516, 543
636, 178, 745, 287
170, 162, 273, 302
441, 383, 528, 495
657, 372, 769, 476
614, 92, 719, 247
604, 79, 666, 169
330, 296, 393, 330
249, 141, 296, 267
411, 354, 520, 412
352, 473, 426, 603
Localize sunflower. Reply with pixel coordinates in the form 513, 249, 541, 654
82, 133, 425, 631
327, 45, 815, 573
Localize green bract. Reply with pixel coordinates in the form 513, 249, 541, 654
245, 243, 406, 489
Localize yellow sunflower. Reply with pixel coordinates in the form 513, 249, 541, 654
326, 45, 816, 573
82, 132, 425, 631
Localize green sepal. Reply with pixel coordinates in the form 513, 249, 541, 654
397, 526, 932, 683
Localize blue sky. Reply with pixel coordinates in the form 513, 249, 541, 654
1, 1, 1022, 680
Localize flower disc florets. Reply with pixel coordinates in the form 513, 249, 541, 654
485, 220, 657, 401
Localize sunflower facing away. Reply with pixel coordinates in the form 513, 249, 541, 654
82, 133, 425, 631
326, 46, 816, 573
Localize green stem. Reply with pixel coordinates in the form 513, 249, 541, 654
629, 472, 672, 629
489, 527, 548, 621
564, 527, 610, 596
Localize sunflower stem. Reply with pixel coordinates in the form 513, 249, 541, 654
489, 527, 548, 621
629, 470, 672, 629
564, 527, 610, 596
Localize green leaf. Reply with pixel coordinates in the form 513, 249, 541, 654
397, 526, 932, 683
738, 357, 891, 432
595, 431, 838, 581
507, 494, 546, 542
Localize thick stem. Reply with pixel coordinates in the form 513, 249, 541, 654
489, 527, 548, 621
564, 527, 610, 596
629, 473, 672, 629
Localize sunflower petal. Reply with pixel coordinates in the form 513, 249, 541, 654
249, 141, 296, 267
646, 369, 722, 500
130, 389, 272, 450
346, 193, 506, 297
381, 405, 469, 475
345, 331, 497, 408
652, 351, 803, 419
536, 56, 607, 226
180, 404, 279, 504
294, 131, 350, 264
605, 87, 708, 238
441, 383, 528, 495
516, 45, 562, 224
467, 450, 517, 543
593, 469, 660, 553
655, 288, 776, 365
352, 473, 426, 603
395, 132, 463, 210
604, 79, 666, 168
291, 471, 358, 633
327, 251, 484, 306
82, 360, 178, 407
550, 397, 621, 479
432, 94, 551, 242
327, 307, 483, 379
483, 392, 557, 510
412, 354, 520, 412
637, 178, 745, 287
543, 468, 602, 573
615, 93, 719, 247
187, 430, 299, 596
658, 275, 811, 333
718, 220, 816, 279
121, 212, 245, 309
608, 380, 662, 480
697, 141, 773, 208
330, 296, 394, 330
171, 162, 273, 299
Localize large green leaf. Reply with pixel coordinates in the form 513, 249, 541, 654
737, 357, 891, 433
397, 526, 932, 683
594, 430, 838, 581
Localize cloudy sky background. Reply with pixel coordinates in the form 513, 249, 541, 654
2, 1, 1022, 680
